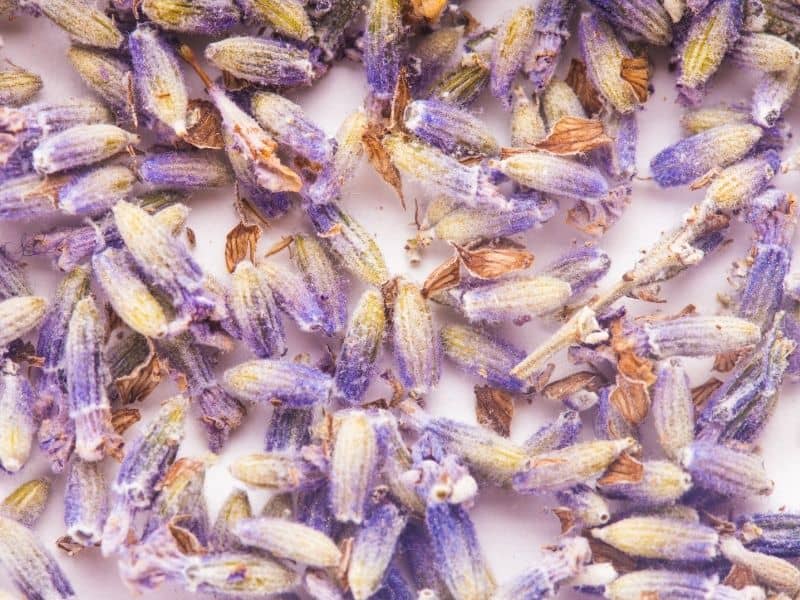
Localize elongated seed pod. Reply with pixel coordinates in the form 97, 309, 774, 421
291, 234, 347, 336
229, 452, 324, 491
0, 361, 35, 474
333, 289, 386, 405
404, 99, 498, 157
1, 479, 50, 529
392, 278, 441, 396
130, 25, 189, 137
458, 275, 572, 323
237, 0, 312, 40
222, 359, 332, 407
32, 124, 138, 175
0, 514, 75, 599
138, 151, 232, 190
305, 202, 389, 286
226, 260, 286, 359
67, 46, 135, 127
591, 516, 719, 561
19, 0, 124, 49
330, 411, 379, 524
490, 5, 536, 106
348, 503, 408, 600
363, 0, 403, 98
205, 37, 315, 88
651, 359, 694, 460
64, 460, 108, 547
141, 0, 241, 35
0, 295, 47, 348
0, 67, 42, 107
513, 437, 639, 494
233, 517, 342, 567
720, 536, 800, 594
258, 260, 327, 332
495, 151, 609, 201
66, 297, 122, 463
680, 440, 773, 497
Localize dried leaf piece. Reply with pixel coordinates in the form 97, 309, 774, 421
225, 221, 261, 273
691, 377, 723, 409
597, 452, 644, 486
421, 254, 460, 298
116, 351, 164, 405
620, 56, 650, 102
533, 116, 613, 155
475, 385, 514, 437
362, 128, 404, 208
111, 408, 141, 435
390, 68, 411, 132
183, 99, 224, 150
455, 239, 534, 279
565, 59, 604, 115
410, 0, 447, 22
609, 375, 651, 425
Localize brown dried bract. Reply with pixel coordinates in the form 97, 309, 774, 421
713, 350, 742, 373
111, 407, 142, 435
552, 507, 576, 534
691, 377, 723, 410
409, 0, 447, 22
225, 221, 261, 273
168, 519, 206, 555
390, 67, 411, 132
115, 350, 164, 405
183, 100, 224, 150
421, 253, 460, 298
56, 536, 84, 557
533, 116, 613, 155
620, 56, 650, 102
542, 371, 606, 402
474, 385, 514, 437
455, 239, 534, 279
363, 127, 404, 208
585, 534, 637, 574
723, 564, 758, 590
609, 375, 651, 426
609, 319, 656, 386
597, 452, 644, 486
565, 59, 604, 115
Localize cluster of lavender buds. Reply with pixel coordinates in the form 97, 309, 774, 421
0, 0, 800, 598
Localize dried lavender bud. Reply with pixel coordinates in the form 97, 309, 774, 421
392, 278, 441, 396
102, 395, 188, 556
264, 405, 311, 452
144, 457, 209, 544
730, 32, 800, 71
64, 459, 108, 547
739, 512, 800, 558
32, 124, 138, 175
0, 67, 42, 107
291, 234, 347, 336
412, 26, 461, 93
305, 202, 389, 286
330, 410, 379, 523
604, 570, 741, 600
553, 484, 610, 530
223, 359, 332, 407
544, 247, 611, 298
404, 99, 498, 157
490, 5, 536, 106
590, 0, 672, 44
680, 104, 750, 134
19, 0, 124, 48
440, 324, 529, 393
651, 359, 694, 461
67, 46, 135, 128
233, 517, 342, 567
524, 410, 582, 453
510, 86, 547, 146
348, 502, 408, 600
139, 151, 232, 190
679, 440, 773, 497
205, 36, 315, 88
130, 25, 189, 138
1, 479, 50, 529
251, 92, 334, 165
703, 151, 781, 214
229, 451, 324, 491
210, 489, 252, 550
676, 0, 743, 104
720, 536, 800, 594
314, 0, 366, 60
430, 53, 491, 106
597, 108, 638, 181
454, 275, 572, 323
363, 0, 403, 98
598, 457, 693, 506
525, 0, 575, 91
258, 260, 328, 332
495, 151, 610, 201
752, 63, 800, 127
651, 124, 764, 187
0, 514, 75, 599
237, 0, 314, 40
0, 175, 59, 221
58, 165, 136, 217
591, 516, 719, 561
541, 80, 586, 127
0, 361, 35, 474
226, 260, 286, 359
333, 289, 386, 406
513, 437, 639, 494
0, 295, 47, 348
141, 0, 241, 35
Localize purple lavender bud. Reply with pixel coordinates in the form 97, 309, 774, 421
494, 537, 592, 600
495, 151, 610, 201
363, 0, 403, 98
291, 234, 348, 336
371, 565, 415, 600
455, 275, 572, 324
676, 0, 743, 105
259, 260, 329, 333
233, 517, 342, 567
226, 260, 286, 359
205, 37, 315, 88
251, 92, 335, 165
230, 451, 325, 491
330, 410, 379, 523
392, 278, 441, 397
730, 32, 800, 72
411, 27, 461, 93
65, 297, 122, 463
64, 459, 108, 548
740, 512, 800, 558
0, 514, 75, 599
553, 484, 610, 529
404, 99, 498, 157
597, 110, 638, 181
490, 5, 536, 106
440, 324, 530, 393
67, 47, 135, 128
680, 440, 773, 497
591, 516, 719, 561
129, 25, 189, 138
141, 0, 241, 35
598, 458, 693, 506
210, 489, 252, 551
19, 0, 124, 49
649, 123, 763, 187
144, 457, 210, 545
752, 63, 800, 127
297, 483, 337, 535
0, 360, 36, 474
703, 150, 781, 214
0, 174, 58, 221
544, 247, 611, 298
264, 405, 312, 451
139, 151, 233, 190
32, 123, 138, 175
58, 165, 136, 217
0, 248, 29, 301
523, 410, 582, 454
525, 0, 576, 91
604, 570, 723, 600
348, 503, 408, 600
333, 289, 386, 406
223, 359, 332, 408
1, 478, 51, 529
651, 359, 694, 461
719, 536, 800, 594
400, 521, 449, 596
588, 0, 673, 45
594, 384, 638, 441
578, 13, 641, 114
236, 0, 313, 40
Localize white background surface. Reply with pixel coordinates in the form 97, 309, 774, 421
2, 1, 800, 598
